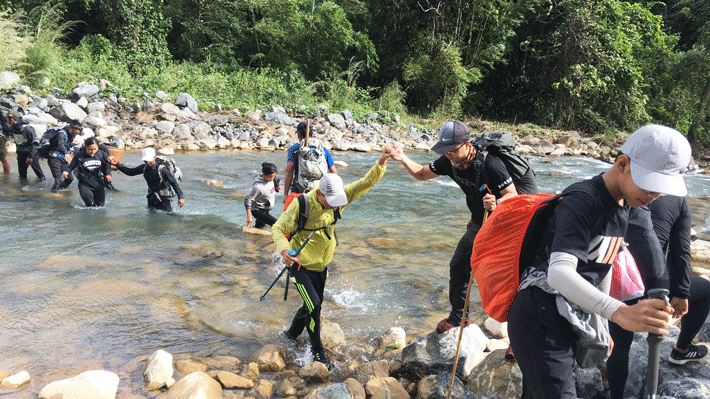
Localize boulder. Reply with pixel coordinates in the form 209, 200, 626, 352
304, 383, 353, 399
691, 240, 710, 263
355, 360, 390, 385
276, 378, 298, 397
483, 318, 508, 338
76, 96, 89, 109
175, 92, 198, 113
299, 362, 330, 383
199, 137, 218, 150
160, 103, 181, 114
327, 114, 347, 130
321, 320, 346, 348
240, 362, 260, 381
73, 84, 100, 98
264, 112, 295, 125
531, 139, 555, 154
466, 349, 521, 399
174, 124, 192, 140
342, 378, 365, 399
49, 102, 87, 122
249, 344, 286, 372
250, 379, 274, 398
155, 121, 176, 133
166, 371, 222, 399
379, 327, 406, 351
365, 377, 409, 399
0, 71, 21, 89
38, 370, 119, 399
0, 370, 30, 389
416, 373, 467, 399
216, 371, 254, 389
144, 349, 175, 390
175, 359, 207, 376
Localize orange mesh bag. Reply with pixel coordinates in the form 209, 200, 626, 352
471, 193, 559, 322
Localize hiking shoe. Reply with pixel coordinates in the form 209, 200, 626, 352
313, 348, 333, 370
670, 344, 708, 365
280, 331, 298, 341
504, 346, 516, 362
435, 318, 471, 334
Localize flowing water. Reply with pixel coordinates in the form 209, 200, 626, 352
1, 150, 709, 395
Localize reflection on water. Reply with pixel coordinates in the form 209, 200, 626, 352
1, 151, 709, 395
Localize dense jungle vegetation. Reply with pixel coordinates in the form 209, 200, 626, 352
1, 0, 709, 146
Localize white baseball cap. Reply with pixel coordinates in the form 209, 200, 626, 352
318, 173, 348, 207
619, 124, 691, 196
141, 147, 156, 162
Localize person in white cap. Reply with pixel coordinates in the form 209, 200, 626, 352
508, 124, 690, 399
109, 147, 185, 212
271, 146, 392, 370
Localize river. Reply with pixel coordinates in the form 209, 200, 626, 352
1, 150, 709, 396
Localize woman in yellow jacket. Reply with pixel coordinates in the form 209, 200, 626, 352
271, 147, 391, 369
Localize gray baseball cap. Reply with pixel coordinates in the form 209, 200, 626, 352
431, 121, 470, 154
619, 124, 691, 196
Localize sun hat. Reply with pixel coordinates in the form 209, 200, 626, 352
141, 147, 156, 162
431, 120, 470, 154
619, 124, 691, 196
318, 173, 348, 207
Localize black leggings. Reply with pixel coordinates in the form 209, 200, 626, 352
607, 274, 710, 399
47, 157, 72, 191
287, 265, 328, 352
252, 209, 277, 228
448, 221, 481, 323
17, 151, 44, 180
78, 184, 105, 207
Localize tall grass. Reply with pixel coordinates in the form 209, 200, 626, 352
0, 10, 27, 71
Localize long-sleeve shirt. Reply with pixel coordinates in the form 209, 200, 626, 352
10, 122, 37, 157
649, 195, 692, 299
272, 161, 386, 271
115, 161, 184, 200
244, 176, 276, 211
67, 150, 112, 189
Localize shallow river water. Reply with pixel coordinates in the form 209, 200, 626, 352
1, 150, 709, 396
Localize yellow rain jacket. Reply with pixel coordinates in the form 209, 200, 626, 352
272, 161, 386, 271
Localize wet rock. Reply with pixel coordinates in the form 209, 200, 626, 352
304, 383, 352, 399
175, 359, 207, 376
465, 349, 521, 398
144, 349, 175, 390
342, 378, 365, 399
0, 370, 30, 389
365, 377, 409, 399
250, 379, 275, 398
216, 370, 254, 389
167, 371, 221, 399
38, 370, 119, 399
379, 327, 406, 351
321, 320, 346, 348
355, 360, 389, 385
299, 362, 330, 383
277, 378, 298, 397
250, 344, 286, 372
241, 362, 260, 381
203, 355, 241, 372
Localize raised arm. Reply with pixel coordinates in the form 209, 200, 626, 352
389, 143, 437, 181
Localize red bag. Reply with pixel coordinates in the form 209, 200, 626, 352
610, 247, 645, 301
471, 193, 559, 322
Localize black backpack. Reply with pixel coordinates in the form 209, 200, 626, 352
472, 131, 538, 195
289, 194, 341, 243
36, 126, 66, 158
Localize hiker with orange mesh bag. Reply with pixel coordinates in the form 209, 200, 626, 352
389, 120, 536, 334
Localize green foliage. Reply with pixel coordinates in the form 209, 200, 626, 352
374, 80, 406, 116
0, 10, 26, 71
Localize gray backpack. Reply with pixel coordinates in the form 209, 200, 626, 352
295, 138, 328, 192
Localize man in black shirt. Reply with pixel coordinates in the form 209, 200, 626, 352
7, 111, 44, 181
109, 147, 185, 212
47, 120, 83, 192
389, 120, 521, 333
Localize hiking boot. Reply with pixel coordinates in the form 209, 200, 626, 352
280, 331, 298, 341
313, 348, 333, 370
504, 346, 516, 362
435, 317, 471, 334
670, 344, 708, 365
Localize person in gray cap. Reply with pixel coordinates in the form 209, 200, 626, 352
508, 124, 689, 399
7, 110, 45, 182
389, 120, 529, 333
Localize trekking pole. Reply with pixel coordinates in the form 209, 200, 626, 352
645, 288, 670, 399
479, 185, 492, 224
259, 229, 317, 301
447, 208, 489, 399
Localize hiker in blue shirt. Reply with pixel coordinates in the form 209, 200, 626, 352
283, 120, 337, 205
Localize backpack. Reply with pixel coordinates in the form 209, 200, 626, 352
472, 131, 538, 195
36, 126, 66, 158
295, 138, 328, 192
153, 156, 182, 196
287, 193, 340, 242
470, 193, 559, 322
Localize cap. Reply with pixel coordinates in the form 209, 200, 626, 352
68, 120, 83, 130
141, 147, 156, 162
318, 173, 348, 207
430, 120, 470, 154
619, 124, 691, 196
7, 110, 22, 121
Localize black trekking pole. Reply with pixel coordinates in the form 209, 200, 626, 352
645, 288, 670, 399
260, 229, 316, 301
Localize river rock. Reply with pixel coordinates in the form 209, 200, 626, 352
321, 320, 346, 348
250, 379, 274, 398
401, 325, 488, 379
38, 370, 119, 399
167, 371, 221, 399
0, 370, 30, 389
249, 344, 286, 372
175, 92, 198, 112
192, 121, 212, 138
217, 136, 230, 148
216, 370, 254, 389
277, 378, 297, 397
556, 134, 579, 149
0, 371, 9, 381
299, 362, 330, 382
352, 142, 371, 152
73, 84, 100, 98
84, 116, 107, 128
49, 102, 87, 121
265, 112, 295, 125
200, 137, 218, 150
160, 103, 181, 114
175, 359, 207, 376
241, 362, 260, 381
531, 139, 555, 154
0, 71, 20, 89
691, 240, 710, 262
342, 378, 365, 399
365, 377, 409, 399
483, 318, 507, 338
156, 120, 175, 133
76, 96, 89, 109
144, 349, 175, 390
354, 360, 389, 385
416, 373, 468, 399
173, 124, 192, 140
466, 349, 521, 399
327, 114, 347, 130
379, 327, 406, 351
158, 147, 175, 155
303, 383, 352, 399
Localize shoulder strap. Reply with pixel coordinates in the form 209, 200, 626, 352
297, 193, 309, 233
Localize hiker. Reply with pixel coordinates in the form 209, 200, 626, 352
245, 162, 281, 228
68, 130, 120, 191
389, 120, 534, 333
7, 111, 45, 182
45, 120, 82, 192
0, 111, 10, 173
508, 124, 687, 399
607, 195, 710, 399
109, 147, 185, 212
283, 120, 337, 205
62, 137, 112, 207
272, 146, 392, 369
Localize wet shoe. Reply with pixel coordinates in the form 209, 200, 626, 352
670, 344, 708, 365
504, 346, 516, 362
435, 318, 470, 334
313, 348, 333, 370
280, 331, 297, 341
